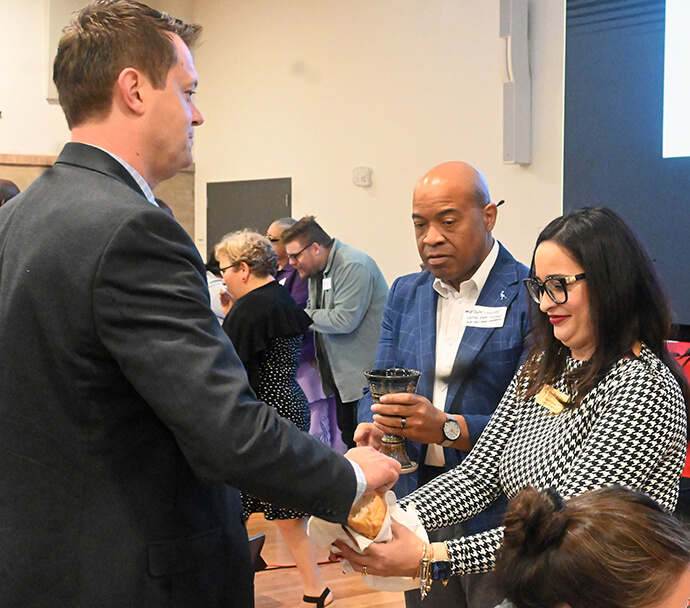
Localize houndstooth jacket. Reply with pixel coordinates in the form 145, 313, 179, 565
400, 343, 687, 576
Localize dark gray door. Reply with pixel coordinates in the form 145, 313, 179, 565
207, 178, 291, 258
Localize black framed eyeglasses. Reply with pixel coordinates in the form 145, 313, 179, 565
523, 273, 586, 304
286, 242, 312, 262
219, 263, 238, 274
265, 235, 280, 243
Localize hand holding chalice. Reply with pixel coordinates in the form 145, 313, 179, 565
364, 368, 421, 474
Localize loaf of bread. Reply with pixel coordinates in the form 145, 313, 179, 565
347, 492, 387, 539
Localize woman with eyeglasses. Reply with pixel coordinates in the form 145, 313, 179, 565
334, 207, 690, 604
215, 230, 336, 608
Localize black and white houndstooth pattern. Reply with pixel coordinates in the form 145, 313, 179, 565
400, 343, 687, 576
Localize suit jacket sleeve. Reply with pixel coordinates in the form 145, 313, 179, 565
357, 276, 404, 423
92, 207, 356, 523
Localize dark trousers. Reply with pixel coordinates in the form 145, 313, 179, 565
334, 390, 358, 449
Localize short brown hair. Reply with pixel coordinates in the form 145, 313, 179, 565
496, 485, 690, 608
53, 0, 202, 129
280, 215, 333, 248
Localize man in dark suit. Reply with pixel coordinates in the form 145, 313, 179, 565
356, 161, 530, 608
0, 2, 399, 607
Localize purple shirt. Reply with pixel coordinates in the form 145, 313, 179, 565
276, 263, 314, 362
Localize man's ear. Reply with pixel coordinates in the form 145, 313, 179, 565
115, 68, 147, 116
483, 201, 498, 232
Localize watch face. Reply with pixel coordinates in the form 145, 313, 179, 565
443, 418, 461, 441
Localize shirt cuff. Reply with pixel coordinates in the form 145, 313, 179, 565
349, 460, 367, 505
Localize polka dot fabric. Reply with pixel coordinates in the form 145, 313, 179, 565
257, 336, 310, 431
242, 336, 311, 521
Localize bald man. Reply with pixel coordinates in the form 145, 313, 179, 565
356, 161, 530, 608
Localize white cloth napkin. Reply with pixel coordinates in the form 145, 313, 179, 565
307, 491, 429, 592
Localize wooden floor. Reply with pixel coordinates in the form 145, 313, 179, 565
247, 514, 406, 608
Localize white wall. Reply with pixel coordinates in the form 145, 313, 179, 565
1, 0, 564, 282
0, 0, 70, 154
192, 0, 565, 281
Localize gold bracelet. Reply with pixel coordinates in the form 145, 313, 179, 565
416, 543, 427, 580
418, 542, 434, 600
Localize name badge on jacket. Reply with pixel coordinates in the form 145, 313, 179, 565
464, 306, 507, 328
322, 277, 332, 291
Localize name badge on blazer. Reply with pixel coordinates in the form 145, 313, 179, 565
464, 306, 507, 328
322, 277, 332, 291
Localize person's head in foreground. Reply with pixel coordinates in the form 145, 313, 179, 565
495, 485, 690, 608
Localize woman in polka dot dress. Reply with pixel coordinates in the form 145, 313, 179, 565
216, 230, 335, 608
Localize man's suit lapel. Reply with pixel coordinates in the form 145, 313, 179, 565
445, 244, 521, 409
55, 142, 148, 200
416, 274, 438, 399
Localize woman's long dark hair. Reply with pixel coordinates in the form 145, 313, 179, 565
521, 207, 689, 413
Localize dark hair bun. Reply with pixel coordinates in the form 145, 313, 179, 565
502, 486, 569, 557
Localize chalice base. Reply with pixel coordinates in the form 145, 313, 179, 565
381, 434, 418, 474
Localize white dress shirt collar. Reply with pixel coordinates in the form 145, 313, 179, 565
88, 144, 158, 207
432, 239, 499, 300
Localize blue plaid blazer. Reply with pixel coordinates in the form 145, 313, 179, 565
358, 242, 530, 534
